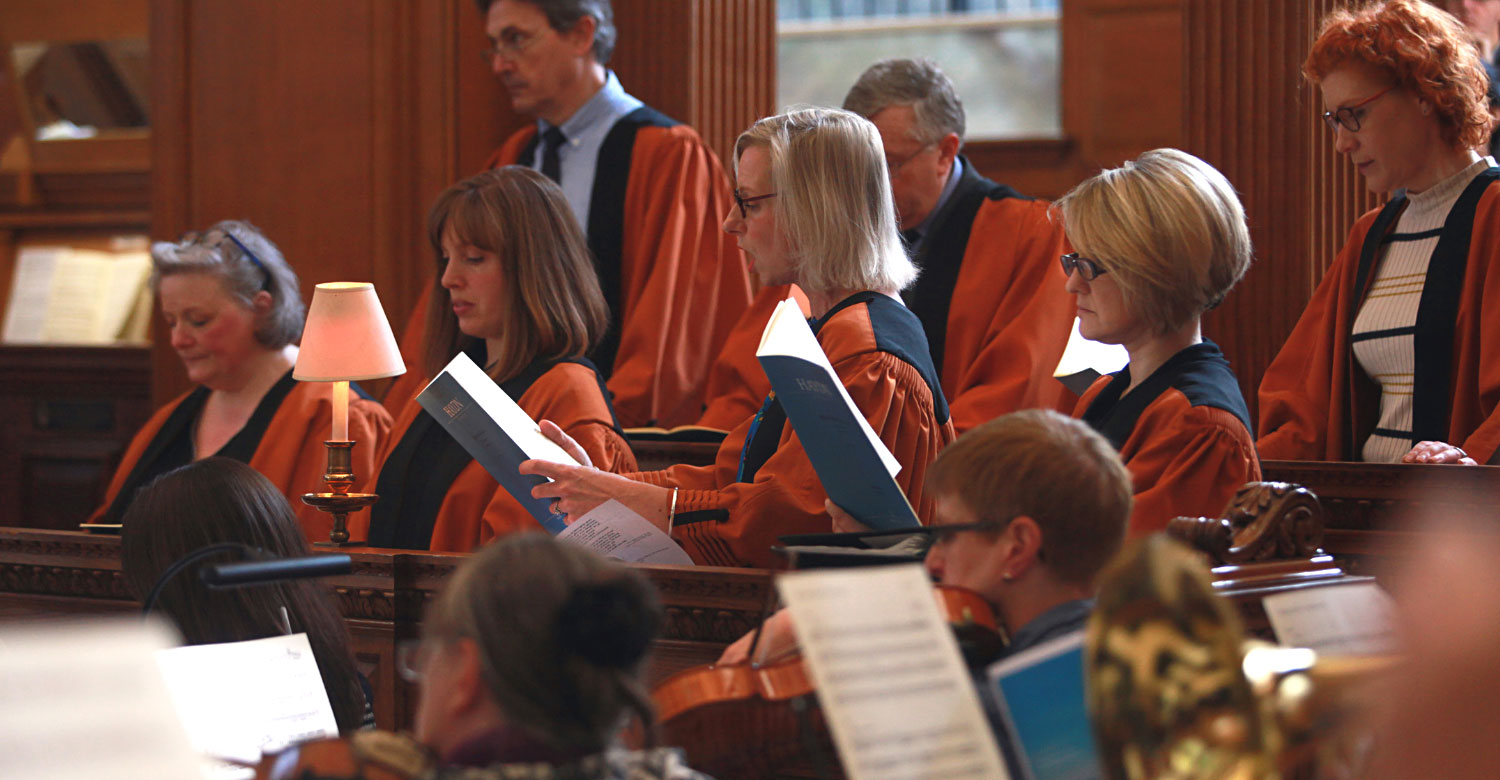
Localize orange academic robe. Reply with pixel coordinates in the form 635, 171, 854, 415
1076, 341, 1260, 537
1258, 171, 1500, 463
91, 377, 393, 542
694, 159, 1074, 434
695, 284, 810, 431
635, 292, 956, 568
387, 109, 751, 429
355, 359, 636, 552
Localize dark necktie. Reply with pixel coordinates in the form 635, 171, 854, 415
540, 126, 566, 184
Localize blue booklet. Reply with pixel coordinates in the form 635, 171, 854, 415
415, 352, 577, 534
985, 631, 1102, 780
755, 297, 919, 531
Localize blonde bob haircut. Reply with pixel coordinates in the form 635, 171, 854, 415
734, 107, 916, 294
423, 167, 609, 382
1055, 148, 1251, 336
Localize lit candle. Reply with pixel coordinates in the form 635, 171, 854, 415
332, 380, 349, 441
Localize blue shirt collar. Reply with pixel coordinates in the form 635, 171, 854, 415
908, 155, 964, 244
540, 70, 638, 141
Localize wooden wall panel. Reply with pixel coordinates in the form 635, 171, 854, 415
1184, 0, 1381, 422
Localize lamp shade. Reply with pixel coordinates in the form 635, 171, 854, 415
293, 282, 406, 382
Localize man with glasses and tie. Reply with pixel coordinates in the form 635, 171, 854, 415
698, 58, 1077, 435
392, 0, 752, 430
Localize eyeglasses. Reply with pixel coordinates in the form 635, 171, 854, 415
1322, 86, 1394, 133
926, 519, 1017, 545
733, 190, 777, 219
179, 228, 272, 291
480, 26, 545, 63
886, 142, 936, 177
1060, 252, 1109, 282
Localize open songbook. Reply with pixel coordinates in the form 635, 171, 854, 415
417, 352, 690, 564
756, 296, 919, 531
2, 243, 154, 345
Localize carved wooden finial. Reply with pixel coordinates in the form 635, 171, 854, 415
1166, 482, 1326, 565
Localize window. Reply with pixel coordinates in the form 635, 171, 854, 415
777, 1, 1062, 140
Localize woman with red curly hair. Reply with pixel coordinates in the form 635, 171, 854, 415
1259, 0, 1500, 465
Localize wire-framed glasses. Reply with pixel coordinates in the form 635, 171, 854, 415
1321, 86, 1394, 133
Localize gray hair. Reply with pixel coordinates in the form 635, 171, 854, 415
843, 57, 966, 145
149, 219, 305, 349
475, 0, 617, 64
735, 107, 917, 294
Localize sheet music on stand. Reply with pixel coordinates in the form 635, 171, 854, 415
0, 617, 206, 780
777, 564, 1009, 780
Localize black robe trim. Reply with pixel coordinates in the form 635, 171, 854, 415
1351, 168, 1499, 450
519, 107, 680, 395
901, 156, 1028, 377
735, 291, 950, 485
367, 340, 605, 549
103, 370, 300, 524
1080, 340, 1250, 452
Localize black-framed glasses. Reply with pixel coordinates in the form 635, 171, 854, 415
180, 228, 273, 291
480, 26, 545, 63
1321, 86, 1394, 133
927, 519, 1017, 545
733, 190, 777, 219
1060, 252, 1108, 282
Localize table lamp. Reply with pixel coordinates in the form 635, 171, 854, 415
294, 282, 405, 546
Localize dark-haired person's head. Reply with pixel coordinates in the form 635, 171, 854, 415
1306, 0, 1494, 191
476, 0, 615, 124
422, 166, 608, 382
411, 533, 663, 757
923, 410, 1132, 631
119, 458, 367, 731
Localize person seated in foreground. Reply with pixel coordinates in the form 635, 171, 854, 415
1057, 148, 1260, 536
720, 408, 1131, 667
92, 220, 392, 541
354, 168, 636, 552
120, 458, 370, 732
699, 57, 1076, 433
267, 534, 710, 779
521, 107, 956, 568
1259, 0, 1500, 465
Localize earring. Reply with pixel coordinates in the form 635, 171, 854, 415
1001, 572, 1014, 582
1421, 104, 1431, 116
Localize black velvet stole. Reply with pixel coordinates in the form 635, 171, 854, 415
518, 106, 680, 403
1080, 340, 1248, 452
900, 156, 1027, 378
103, 370, 299, 524
1349, 168, 1499, 452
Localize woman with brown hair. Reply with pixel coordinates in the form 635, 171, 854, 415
120, 457, 369, 732
1259, 0, 1500, 465
354, 166, 636, 552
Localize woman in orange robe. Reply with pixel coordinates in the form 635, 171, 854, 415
1057, 150, 1261, 537
352, 167, 636, 552
92, 220, 392, 542
521, 108, 956, 568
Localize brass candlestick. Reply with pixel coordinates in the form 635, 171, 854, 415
302, 440, 378, 547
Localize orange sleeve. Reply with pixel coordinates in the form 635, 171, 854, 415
1122, 403, 1262, 537
695, 285, 810, 431
608, 126, 754, 429
1452, 198, 1500, 463
1256, 213, 1376, 461
88, 395, 186, 522
944, 198, 1076, 432
658, 351, 955, 568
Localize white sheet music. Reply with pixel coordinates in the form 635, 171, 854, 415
558, 499, 694, 565
155, 633, 340, 771
1262, 582, 1397, 656
2, 245, 152, 344
0, 617, 206, 780
778, 565, 1009, 780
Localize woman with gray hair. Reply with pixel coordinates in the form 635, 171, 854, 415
91, 220, 393, 539
1058, 148, 1260, 537
521, 107, 956, 568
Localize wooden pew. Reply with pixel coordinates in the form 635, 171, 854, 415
0, 528, 772, 731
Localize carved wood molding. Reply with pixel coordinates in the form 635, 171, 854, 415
1167, 481, 1326, 565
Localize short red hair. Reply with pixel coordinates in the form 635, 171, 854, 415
1304, 0, 1493, 150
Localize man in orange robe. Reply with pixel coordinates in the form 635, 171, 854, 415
696, 58, 1075, 433
388, 0, 752, 428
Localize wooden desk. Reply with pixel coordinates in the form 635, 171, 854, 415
0, 528, 772, 731
1262, 460, 1500, 575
